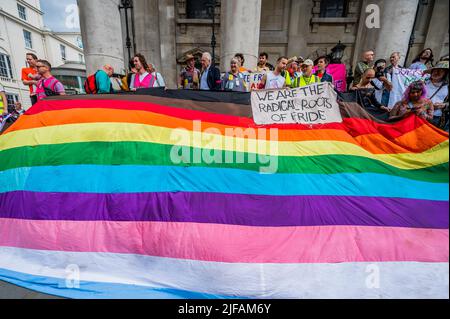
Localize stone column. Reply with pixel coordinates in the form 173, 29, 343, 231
220, 0, 262, 71
78, 0, 125, 75
133, 0, 162, 70
287, 0, 312, 57
158, 0, 178, 88
353, 0, 418, 67
424, 0, 449, 59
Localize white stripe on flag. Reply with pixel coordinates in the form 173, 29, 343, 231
0, 246, 448, 298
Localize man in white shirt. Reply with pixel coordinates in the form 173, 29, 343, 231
260, 56, 288, 89
200, 55, 210, 90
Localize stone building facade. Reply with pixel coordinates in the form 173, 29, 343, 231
1, 0, 85, 109
78, 0, 449, 89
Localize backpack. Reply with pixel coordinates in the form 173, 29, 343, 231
42, 77, 60, 97
84, 72, 98, 94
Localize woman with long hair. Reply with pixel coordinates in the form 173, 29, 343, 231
409, 48, 434, 71
129, 53, 155, 90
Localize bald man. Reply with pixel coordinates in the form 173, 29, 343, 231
353, 50, 375, 85
95, 64, 114, 93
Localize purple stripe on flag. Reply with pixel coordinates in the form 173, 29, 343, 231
0, 191, 448, 229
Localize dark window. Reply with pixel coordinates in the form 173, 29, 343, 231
320, 0, 347, 18
18, 4, 27, 20
186, 0, 213, 19
0, 54, 13, 78
60, 44, 66, 60
23, 29, 33, 48
6, 94, 19, 111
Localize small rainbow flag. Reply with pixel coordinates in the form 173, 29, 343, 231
0, 92, 448, 298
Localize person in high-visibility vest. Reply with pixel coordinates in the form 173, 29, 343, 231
285, 57, 301, 88
284, 69, 292, 88
0, 83, 8, 116
292, 59, 320, 88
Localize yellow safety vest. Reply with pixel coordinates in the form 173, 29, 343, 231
284, 71, 292, 87
0, 97, 4, 113
292, 74, 320, 88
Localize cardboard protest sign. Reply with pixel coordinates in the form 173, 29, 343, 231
241, 72, 265, 91
251, 82, 342, 125
388, 68, 430, 108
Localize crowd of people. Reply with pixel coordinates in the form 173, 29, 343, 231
1, 47, 449, 131
349, 48, 448, 129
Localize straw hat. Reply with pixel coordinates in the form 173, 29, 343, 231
423, 60, 449, 74
185, 54, 195, 61
287, 56, 298, 64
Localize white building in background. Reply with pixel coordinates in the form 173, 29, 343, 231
0, 0, 85, 110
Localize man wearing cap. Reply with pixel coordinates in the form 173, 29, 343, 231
292, 59, 320, 88
424, 60, 449, 127
179, 54, 200, 90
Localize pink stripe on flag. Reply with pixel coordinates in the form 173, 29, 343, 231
0, 218, 448, 263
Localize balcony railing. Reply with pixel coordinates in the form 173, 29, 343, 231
0, 76, 18, 84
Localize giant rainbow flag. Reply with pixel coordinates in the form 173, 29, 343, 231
0, 91, 448, 298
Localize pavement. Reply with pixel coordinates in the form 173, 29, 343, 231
0, 280, 62, 299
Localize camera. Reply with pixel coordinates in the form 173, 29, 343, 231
373, 59, 387, 79
375, 66, 385, 79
